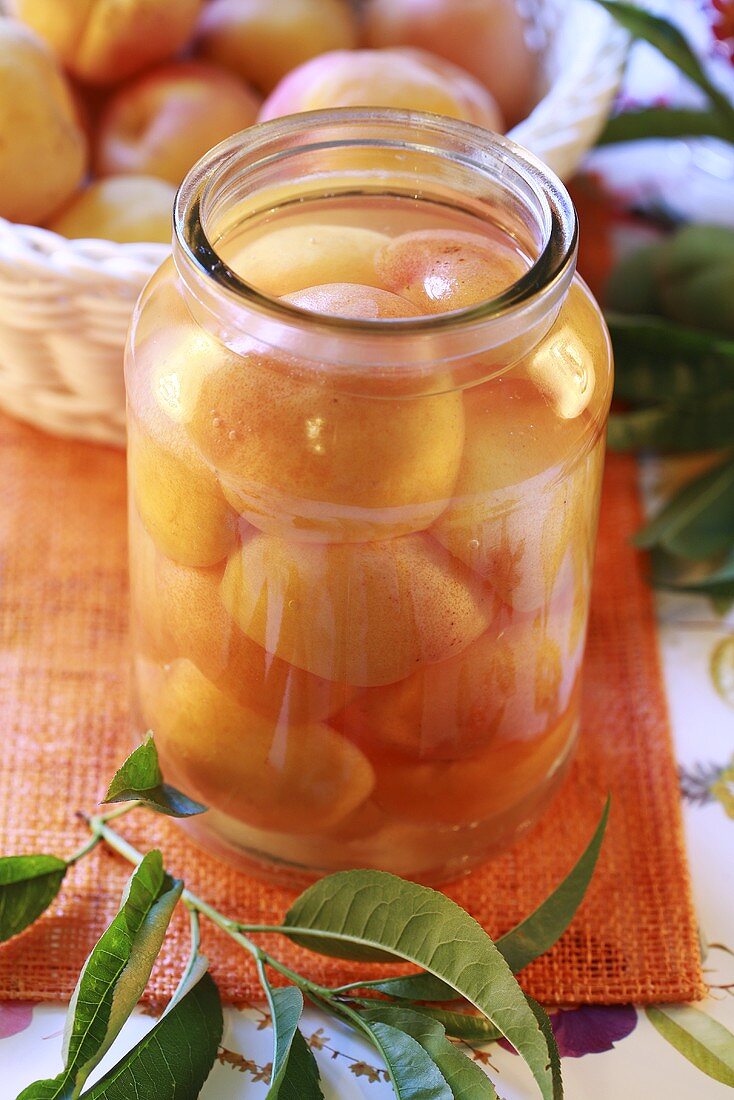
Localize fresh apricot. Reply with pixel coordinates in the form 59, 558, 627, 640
0, 19, 86, 225
140, 658, 374, 831
196, 0, 358, 94
259, 47, 502, 129
49, 175, 175, 243
362, 0, 539, 126
10, 0, 202, 86
221, 530, 497, 686
376, 228, 526, 312
95, 61, 261, 187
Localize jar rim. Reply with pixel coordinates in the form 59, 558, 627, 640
173, 108, 578, 364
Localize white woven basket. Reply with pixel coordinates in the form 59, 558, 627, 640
0, 0, 628, 447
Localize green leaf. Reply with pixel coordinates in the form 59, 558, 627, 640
351, 797, 610, 1002
393, 1007, 502, 1045
273, 1029, 325, 1100
260, 981, 323, 1100
166, 909, 207, 1012
605, 247, 663, 316
0, 855, 67, 943
711, 636, 734, 708
607, 391, 734, 453
525, 998, 562, 1100
361, 1006, 498, 1099
598, 106, 734, 146
606, 314, 734, 404
494, 796, 610, 974
594, 2, 734, 126
19, 851, 182, 1100
104, 734, 206, 818
82, 971, 223, 1099
655, 225, 734, 339
284, 870, 559, 1100
266, 986, 303, 1093
652, 547, 734, 594
646, 1005, 734, 1087
352, 973, 461, 1004
633, 458, 734, 560
363, 1021, 454, 1100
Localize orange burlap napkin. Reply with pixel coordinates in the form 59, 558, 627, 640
0, 412, 705, 1007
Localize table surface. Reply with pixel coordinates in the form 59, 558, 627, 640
2, 470, 733, 1100
4, 6, 734, 1090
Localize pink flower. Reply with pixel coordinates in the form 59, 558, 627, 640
0, 1002, 35, 1040
500, 1004, 638, 1058
711, 0, 734, 60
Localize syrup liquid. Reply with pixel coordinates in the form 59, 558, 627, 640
127, 191, 610, 885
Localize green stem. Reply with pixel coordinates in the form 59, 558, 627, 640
262, 954, 335, 1001
83, 816, 350, 1009
317, 994, 401, 1093
331, 978, 382, 996
100, 801, 145, 823
66, 832, 102, 867
67, 802, 143, 866
84, 817, 288, 969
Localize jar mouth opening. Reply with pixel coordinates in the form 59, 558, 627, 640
174, 107, 578, 341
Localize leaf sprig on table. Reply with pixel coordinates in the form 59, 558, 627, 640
0, 735, 612, 1100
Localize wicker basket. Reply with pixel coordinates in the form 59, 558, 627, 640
0, 0, 628, 447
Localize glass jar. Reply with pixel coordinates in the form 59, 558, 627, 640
125, 109, 612, 888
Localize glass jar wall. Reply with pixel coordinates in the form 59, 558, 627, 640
125, 110, 613, 887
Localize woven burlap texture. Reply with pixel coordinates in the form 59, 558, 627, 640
0, 413, 705, 1007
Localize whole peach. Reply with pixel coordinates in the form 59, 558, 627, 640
129, 513, 353, 722
339, 602, 582, 763
125, 270, 241, 569
371, 699, 577, 827
0, 19, 87, 225
128, 415, 238, 568
259, 47, 502, 129
221, 530, 497, 686
283, 283, 421, 320
141, 658, 374, 832
363, 0, 539, 126
9, 0, 202, 86
49, 175, 175, 243
95, 61, 261, 187
187, 338, 465, 543
431, 374, 597, 613
376, 228, 526, 312
228, 224, 390, 297
196, 0, 358, 94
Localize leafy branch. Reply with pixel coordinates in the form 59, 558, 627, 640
594, 1, 734, 146
584, 6, 734, 602
1, 736, 614, 1100
603, 227, 734, 602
